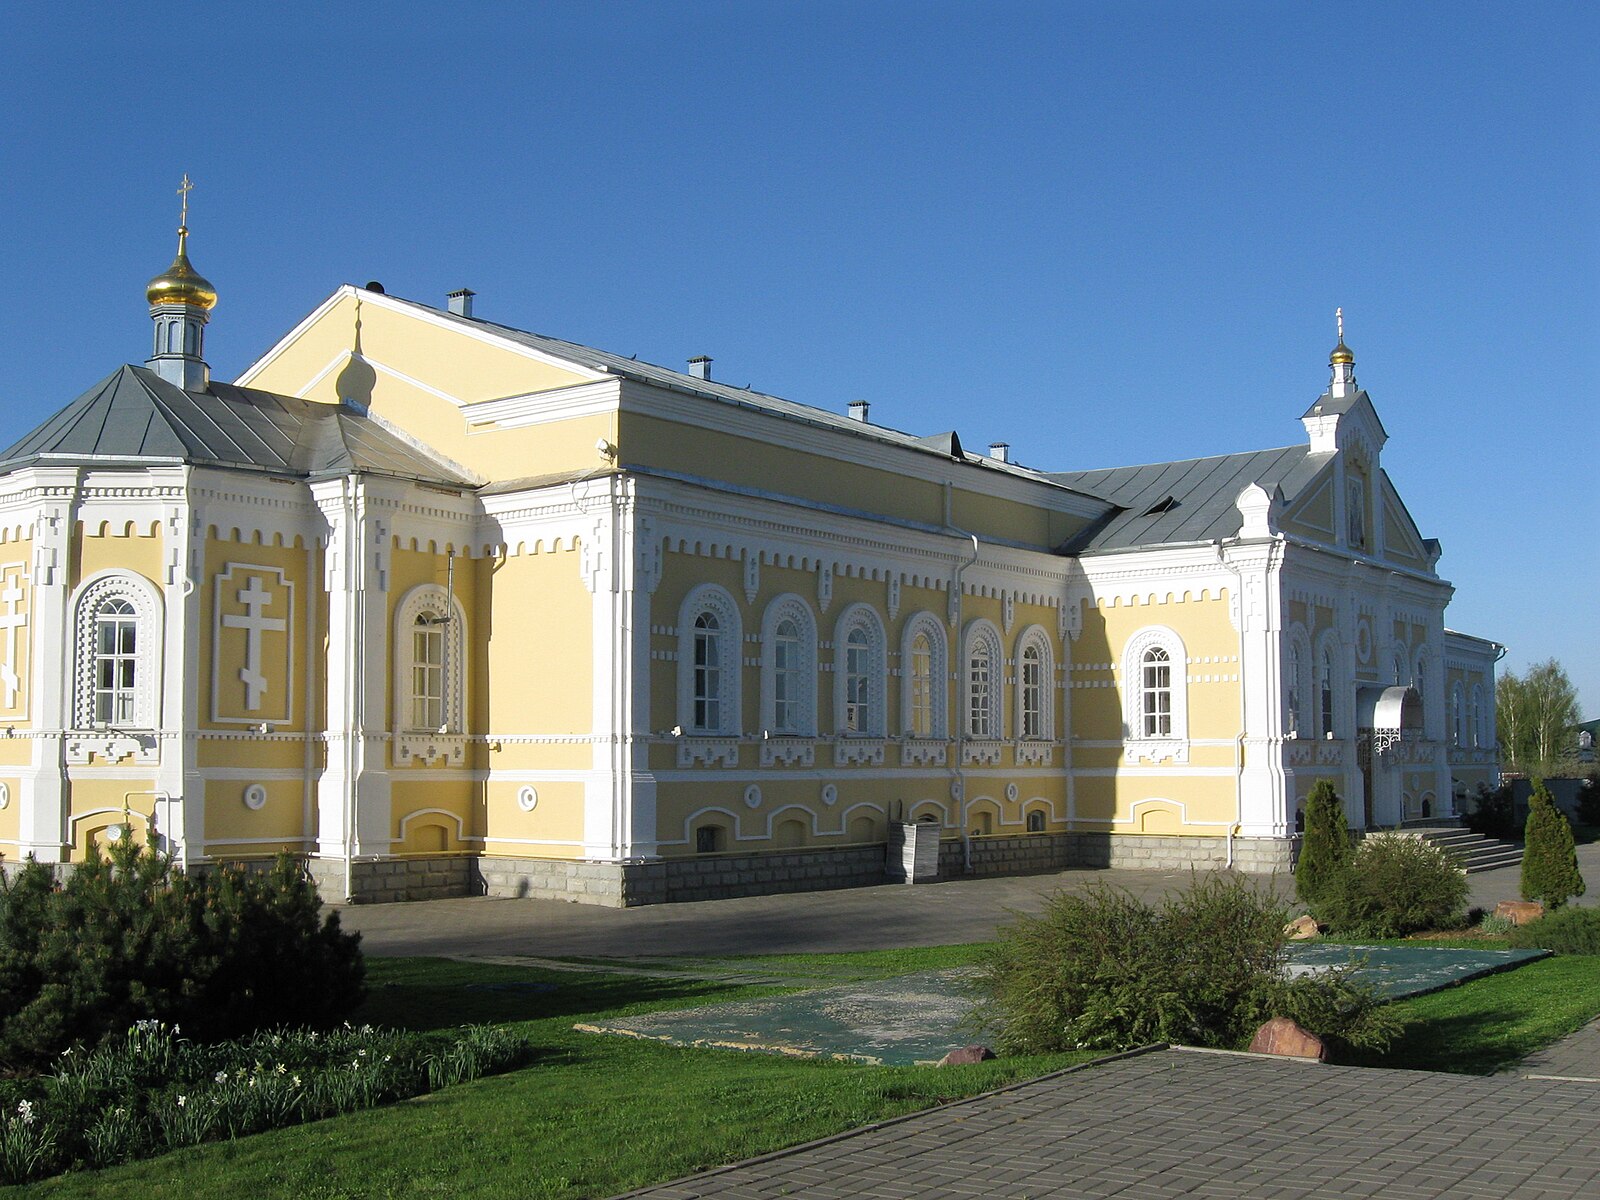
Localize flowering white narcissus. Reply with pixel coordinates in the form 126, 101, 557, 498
214, 1071, 228, 1084
176, 1096, 187, 1108
15, 1100, 33, 1125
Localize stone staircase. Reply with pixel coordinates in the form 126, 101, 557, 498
1394, 822, 1525, 874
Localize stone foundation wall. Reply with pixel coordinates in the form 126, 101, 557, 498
308, 855, 475, 904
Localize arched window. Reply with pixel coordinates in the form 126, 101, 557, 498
1471, 684, 1487, 748
760, 594, 816, 736
71, 573, 162, 730
833, 604, 886, 736
1315, 633, 1339, 739
1015, 626, 1054, 741
393, 584, 467, 744
1026, 809, 1046, 833
1122, 627, 1187, 752
1451, 682, 1466, 747
678, 585, 741, 735
899, 612, 948, 738
962, 621, 1004, 739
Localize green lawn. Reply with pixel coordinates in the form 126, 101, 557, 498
9, 945, 1600, 1199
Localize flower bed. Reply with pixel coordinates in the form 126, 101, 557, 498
0, 1019, 529, 1183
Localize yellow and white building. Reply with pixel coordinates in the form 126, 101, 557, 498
0, 224, 1501, 904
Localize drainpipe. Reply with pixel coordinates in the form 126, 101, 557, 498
945, 500, 981, 873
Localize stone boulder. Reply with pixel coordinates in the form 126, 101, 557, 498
1283, 915, 1322, 940
1247, 1017, 1327, 1062
937, 1045, 996, 1066
1495, 900, 1545, 926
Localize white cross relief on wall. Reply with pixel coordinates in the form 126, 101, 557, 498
0, 566, 27, 710
212, 565, 296, 720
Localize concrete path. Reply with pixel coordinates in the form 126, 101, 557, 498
333, 843, 1600, 959
616, 1046, 1600, 1200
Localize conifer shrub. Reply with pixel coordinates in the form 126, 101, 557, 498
1314, 834, 1468, 937
1507, 905, 1600, 956
1521, 778, 1586, 909
0, 841, 363, 1071
1464, 782, 1518, 842
1295, 779, 1350, 911
974, 874, 1398, 1057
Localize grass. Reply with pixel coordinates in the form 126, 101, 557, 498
7, 956, 1084, 1199
8, 941, 1600, 1197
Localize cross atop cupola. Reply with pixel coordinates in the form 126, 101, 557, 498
1328, 307, 1357, 399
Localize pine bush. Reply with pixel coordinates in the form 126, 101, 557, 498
1521, 778, 1585, 909
1295, 779, 1350, 911
1315, 833, 1469, 937
0, 843, 363, 1072
1507, 905, 1600, 955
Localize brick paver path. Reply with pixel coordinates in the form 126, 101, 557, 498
1520, 1018, 1600, 1081
617, 1047, 1600, 1199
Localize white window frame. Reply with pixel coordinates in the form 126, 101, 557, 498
759, 593, 816, 736
1122, 626, 1188, 761
678, 584, 742, 736
1285, 624, 1313, 738
1315, 630, 1341, 739
1014, 625, 1054, 741
70, 572, 163, 730
899, 611, 948, 739
962, 620, 1005, 741
1450, 681, 1467, 748
832, 603, 886, 737
393, 584, 467, 736
1471, 683, 1488, 748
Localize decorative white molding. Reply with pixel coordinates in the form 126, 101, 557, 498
394, 732, 467, 767
898, 611, 948, 740
832, 603, 887, 737
759, 594, 818, 737
886, 575, 901, 621
677, 737, 740, 767
743, 785, 762, 809
820, 783, 838, 807
212, 563, 294, 723
69, 571, 164, 732
243, 784, 267, 811
65, 733, 159, 766
834, 737, 886, 766
0, 561, 29, 712
899, 738, 948, 767
1124, 738, 1188, 765
743, 553, 760, 604
677, 584, 742, 736
963, 740, 1004, 766
1015, 740, 1054, 767
1121, 625, 1189, 757
817, 563, 833, 613
759, 737, 815, 767
517, 786, 539, 812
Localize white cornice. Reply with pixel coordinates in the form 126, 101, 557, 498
463, 379, 622, 429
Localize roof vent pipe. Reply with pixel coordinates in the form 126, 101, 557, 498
447, 289, 475, 317
848, 400, 871, 423
989, 442, 1011, 463
687, 356, 713, 381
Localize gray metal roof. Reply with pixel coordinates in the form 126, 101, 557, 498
1047, 445, 1330, 552
1, 365, 476, 486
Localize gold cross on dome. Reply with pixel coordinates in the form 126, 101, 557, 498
177, 174, 194, 228
1336, 307, 1344, 342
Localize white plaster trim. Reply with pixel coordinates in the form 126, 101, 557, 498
832, 602, 887, 736
68, 570, 164, 733
676, 584, 742, 736
898, 610, 948, 739
210, 562, 294, 724
759, 593, 818, 737
1121, 625, 1189, 757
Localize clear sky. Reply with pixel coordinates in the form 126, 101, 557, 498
5, 2, 1596, 712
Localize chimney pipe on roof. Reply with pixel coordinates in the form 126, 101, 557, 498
447, 289, 475, 318
687, 356, 712, 381
848, 400, 871, 423
989, 442, 1011, 463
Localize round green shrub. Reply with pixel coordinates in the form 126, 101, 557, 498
1507, 906, 1600, 956
1314, 833, 1468, 937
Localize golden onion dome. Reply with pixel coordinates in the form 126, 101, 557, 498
1329, 340, 1354, 365
146, 227, 217, 311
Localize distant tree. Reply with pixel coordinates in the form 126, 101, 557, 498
1296, 779, 1350, 912
1521, 777, 1585, 909
1498, 661, 1582, 777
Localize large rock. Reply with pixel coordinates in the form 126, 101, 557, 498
1495, 900, 1545, 926
1283, 915, 1322, 940
1248, 1017, 1327, 1062
937, 1045, 996, 1066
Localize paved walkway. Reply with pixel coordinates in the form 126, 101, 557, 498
335, 843, 1600, 960
1519, 1018, 1600, 1081
617, 1046, 1600, 1200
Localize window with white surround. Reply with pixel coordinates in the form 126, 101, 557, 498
962, 620, 1004, 739
899, 612, 948, 738
1451, 682, 1466, 747
678, 585, 741, 736
1121, 626, 1188, 758
1015, 625, 1054, 740
71, 573, 163, 730
760, 594, 816, 736
1285, 625, 1312, 737
832, 604, 886, 736
1471, 684, 1488, 748
393, 584, 467, 736
1315, 631, 1340, 739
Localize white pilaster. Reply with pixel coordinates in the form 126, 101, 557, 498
156, 485, 205, 866
17, 477, 76, 861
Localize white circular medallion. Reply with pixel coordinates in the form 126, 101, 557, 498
1356, 622, 1372, 663
744, 785, 762, 809
517, 786, 538, 812
1005, 782, 1019, 803
0, 782, 10, 810
821, 784, 837, 807
243, 784, 267, 811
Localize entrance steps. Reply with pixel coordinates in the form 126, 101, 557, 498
1391, 822, 1524, 874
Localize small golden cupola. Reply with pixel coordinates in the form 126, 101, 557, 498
145, 175, 216, 391
1329, 307, 1357, 397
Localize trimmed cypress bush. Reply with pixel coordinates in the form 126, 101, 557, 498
1295, 779, 1350, 911
1521, 777, 1585, 909
0, 841, 362, 1072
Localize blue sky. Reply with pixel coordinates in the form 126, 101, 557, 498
5, 2, 1596, 712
